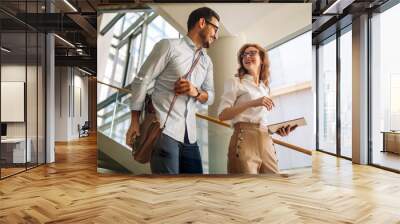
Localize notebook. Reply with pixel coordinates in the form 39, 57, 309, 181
268, 117, 307, 134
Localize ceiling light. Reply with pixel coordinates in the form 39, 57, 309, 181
1, 47, 11, 53
54, 34, 75, 48
76, 49, 84, 55
63, 0, 78, 12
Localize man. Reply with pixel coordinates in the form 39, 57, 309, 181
125, 7, 220, 174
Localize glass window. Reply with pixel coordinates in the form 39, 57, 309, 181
97, 10, 182, 169
113, 42, 129, 86
371, 3, 400, 171
98, 41, 128, 103
143, 16, 180, 61
1, 31, 28, 177
263, 31, 314, 171
0, 0, 47, 179
27, 31, 38, 169
113, 16, 125, 37
124, 34, 142, 86
391, 75, 400, 130
122, 13, 143, 33
318, 37, 337, 154
339, 28, 352, 158
269, 32, 312, 87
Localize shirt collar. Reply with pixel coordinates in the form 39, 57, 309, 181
243, 74, 255, 82
243, 74, 266, 88
184, 35, 206, 55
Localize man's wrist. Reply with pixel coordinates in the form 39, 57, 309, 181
194, 87, 201, 98
189, 86, 200, 98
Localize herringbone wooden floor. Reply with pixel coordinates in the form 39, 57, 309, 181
1, 135, 400, 223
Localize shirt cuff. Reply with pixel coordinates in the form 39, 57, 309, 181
203, 90, 214, 105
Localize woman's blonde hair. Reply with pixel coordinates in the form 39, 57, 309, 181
237, 43, 270, 88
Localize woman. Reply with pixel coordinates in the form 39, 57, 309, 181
218, 43, 295, 174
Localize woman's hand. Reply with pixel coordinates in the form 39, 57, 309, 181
276, 125, 298, 137
252, 96, 275, 111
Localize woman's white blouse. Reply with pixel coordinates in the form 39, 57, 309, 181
217, 74, 270, 126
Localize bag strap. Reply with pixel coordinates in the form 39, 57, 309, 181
162, 49, 202, 129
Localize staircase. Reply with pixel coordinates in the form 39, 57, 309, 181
96, 81, 312, 174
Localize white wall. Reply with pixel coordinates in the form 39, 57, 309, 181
55, 67, 89, 141
1, 65, 36, 138
73, 73, 89, 138
55, 66, 68, 141
1, 65, 26, 140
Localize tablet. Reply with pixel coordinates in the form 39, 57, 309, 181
268, 117, 306, 134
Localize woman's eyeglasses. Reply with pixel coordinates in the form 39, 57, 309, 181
241, 51, 259, 58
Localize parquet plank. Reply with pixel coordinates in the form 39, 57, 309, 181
0, 135, 399, 223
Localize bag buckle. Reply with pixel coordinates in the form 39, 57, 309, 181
131, 135, 137, 155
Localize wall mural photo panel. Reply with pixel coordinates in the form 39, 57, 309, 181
97, 3, 313, 175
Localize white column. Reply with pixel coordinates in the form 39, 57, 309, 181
352, 14, 369, 164
54, 67, 76, 141
206, 35, 246, 173
207, 35, 246, 116
46, 32, 55, 163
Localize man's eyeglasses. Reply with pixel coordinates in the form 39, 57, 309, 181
241, 51, 259, 58
205, 20, 219, 34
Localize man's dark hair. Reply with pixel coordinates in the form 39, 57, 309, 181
187, 7, 220, 31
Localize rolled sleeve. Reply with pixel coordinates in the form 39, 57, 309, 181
200, 62, 215, 105
130, 39, 172, 111
130, 77, 148, 111
217, 77, 238, 116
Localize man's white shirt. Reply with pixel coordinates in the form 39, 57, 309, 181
130, 36, 214, 144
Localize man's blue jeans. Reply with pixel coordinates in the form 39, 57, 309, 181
150, 130, 203, 174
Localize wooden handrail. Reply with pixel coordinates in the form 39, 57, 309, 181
97, 80, 132, 94
270, 139, 312, 156
195, 113, 312, 156
196, 113, 230, 128
97, 79, 313, 99
97, 79, 312, 156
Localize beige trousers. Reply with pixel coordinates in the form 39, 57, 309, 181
227, 122, 279, 174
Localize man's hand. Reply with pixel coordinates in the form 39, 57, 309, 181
276, 125, 298, 137
174, 78, 198, 97
126, 111, 140, 147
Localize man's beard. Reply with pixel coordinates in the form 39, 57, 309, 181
199, 29, 210, 48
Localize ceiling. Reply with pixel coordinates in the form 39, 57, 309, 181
151, 3, 311, 48
0, 0, 395, 74
311, 0, 391, 43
